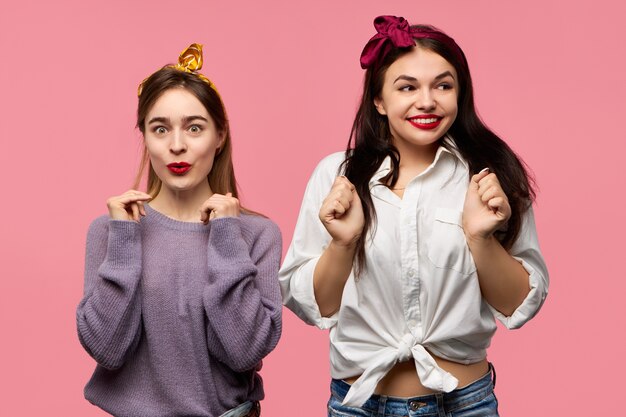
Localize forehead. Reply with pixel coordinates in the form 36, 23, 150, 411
147, 87, 208, 118
384, 46, 457, 81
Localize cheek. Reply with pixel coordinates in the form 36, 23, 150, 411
144, 143, 166, 165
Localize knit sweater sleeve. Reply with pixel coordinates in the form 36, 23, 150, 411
203, 216, 283, 372
76, 216, 143, 370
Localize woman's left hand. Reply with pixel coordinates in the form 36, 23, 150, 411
200, 192, 240, 224
462, 169, 511, 242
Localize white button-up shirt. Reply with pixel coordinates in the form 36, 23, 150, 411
279, 140, 549, 406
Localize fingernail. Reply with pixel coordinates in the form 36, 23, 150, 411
479, 167, 490, 174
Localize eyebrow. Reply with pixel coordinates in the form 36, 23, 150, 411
147, 115, 209, 125
393, 71, 456, 84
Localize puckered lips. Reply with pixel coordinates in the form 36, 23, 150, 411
407, 114, 443, 130
167, 162, 191, 175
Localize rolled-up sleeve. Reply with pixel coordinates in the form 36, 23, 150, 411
279, 153, 346, 329
489, 206, 549, 329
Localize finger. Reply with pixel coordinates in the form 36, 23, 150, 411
334, 194, 351, 209
478, 174, 500, 190
116, 194, 153, 205
125, 190, 153, 199
331, 200, 347, 217
471, 167, 491, 184
200, 209, 209, 224
137, 201, 146, 216
330, 186, 355, 205
201, 199, 218, 214
479, 185, 502, 203
130, 202, 140, 222
335, 175, 355, 191
487, 196, 508, 216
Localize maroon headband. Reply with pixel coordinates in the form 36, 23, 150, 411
360, 15, 464, 69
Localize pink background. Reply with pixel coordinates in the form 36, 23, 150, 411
1, 0, 624, 415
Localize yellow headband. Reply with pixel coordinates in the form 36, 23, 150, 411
137, 43, 220, 97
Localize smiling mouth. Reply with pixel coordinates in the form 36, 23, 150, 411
408, 116, 442, 130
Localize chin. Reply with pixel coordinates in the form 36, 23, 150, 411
161, 180, 196, 192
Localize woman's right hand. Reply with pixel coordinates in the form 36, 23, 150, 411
106, 190, 152, 222
319, 176, 364, 247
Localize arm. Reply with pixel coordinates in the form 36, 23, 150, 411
279, 154, 364, 325
483, 207, 549, 328
313, 176, 364, 317
313, 240, 358, 317
466, 234, 530, 316
76, 217, 143, 370
202, 217, 283, 372
463, 170, 549, 327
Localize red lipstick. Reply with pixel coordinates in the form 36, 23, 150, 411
408, 114, 442, 130
167, 162, 191, 174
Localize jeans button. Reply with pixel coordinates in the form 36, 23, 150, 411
409, 400, 426, 411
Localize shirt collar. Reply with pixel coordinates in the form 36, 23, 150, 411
369, 135, 468, 187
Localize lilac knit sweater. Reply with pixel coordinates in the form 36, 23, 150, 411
76, 204, 282, 416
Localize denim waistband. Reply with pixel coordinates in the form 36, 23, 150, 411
218, 400, 260, 417
330, 364, 495, 414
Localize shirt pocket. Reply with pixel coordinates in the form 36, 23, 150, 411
425, 207, 476, 275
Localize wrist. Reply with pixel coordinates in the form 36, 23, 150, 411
329, 238, 359, 253
464, 232, 498, 250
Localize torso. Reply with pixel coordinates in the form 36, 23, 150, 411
345, 356, 490, 396
346, 184, 490, 396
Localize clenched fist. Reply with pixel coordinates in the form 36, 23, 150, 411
319, 176, 365, 247
462, 169, 511, 242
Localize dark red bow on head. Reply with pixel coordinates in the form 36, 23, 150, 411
360, 16, 415, 69
360, 15, 464, 70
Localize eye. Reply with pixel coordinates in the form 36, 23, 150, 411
188, 125, 203, 133
153, 126, 168, 134
437, 83, 453, 90
399, 85, 415, 92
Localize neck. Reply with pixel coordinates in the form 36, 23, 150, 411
149, 181, 213, 222
392, 138, 440, 180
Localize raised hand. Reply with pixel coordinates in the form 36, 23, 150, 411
106, 190, 152, 222
462, 169, 511, 242
319, 176, 365, 247
200, 192, 240, 224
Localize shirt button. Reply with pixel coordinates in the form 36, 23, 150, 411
407, 268, 415, 277
408, 320, 417, 328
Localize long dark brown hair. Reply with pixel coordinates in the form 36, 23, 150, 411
135, 67, 251, 211
343, 25, 536, 274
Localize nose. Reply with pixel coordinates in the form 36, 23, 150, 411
169, 130, 187, 155
415, 88, 436, 111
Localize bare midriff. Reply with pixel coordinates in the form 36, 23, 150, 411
343, 354, 490, 397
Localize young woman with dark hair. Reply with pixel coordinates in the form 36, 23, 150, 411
77, 44, 281, 417
280, 16, 549, 416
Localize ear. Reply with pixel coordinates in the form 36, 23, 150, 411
216, 131, 226, 154
373, 97, 387, 115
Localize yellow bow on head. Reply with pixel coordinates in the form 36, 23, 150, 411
138, 43, 220, 97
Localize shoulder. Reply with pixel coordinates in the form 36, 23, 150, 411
303, 151, 348, 194
86, 215, 111, 239
311, 151, 347, 178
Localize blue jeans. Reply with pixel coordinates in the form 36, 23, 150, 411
327, 365, 499, 417
219, 401, 260, 417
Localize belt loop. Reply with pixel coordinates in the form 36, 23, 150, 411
378, 395, 387, 416
435, 392, 445, 417
489, 362, 497, 389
